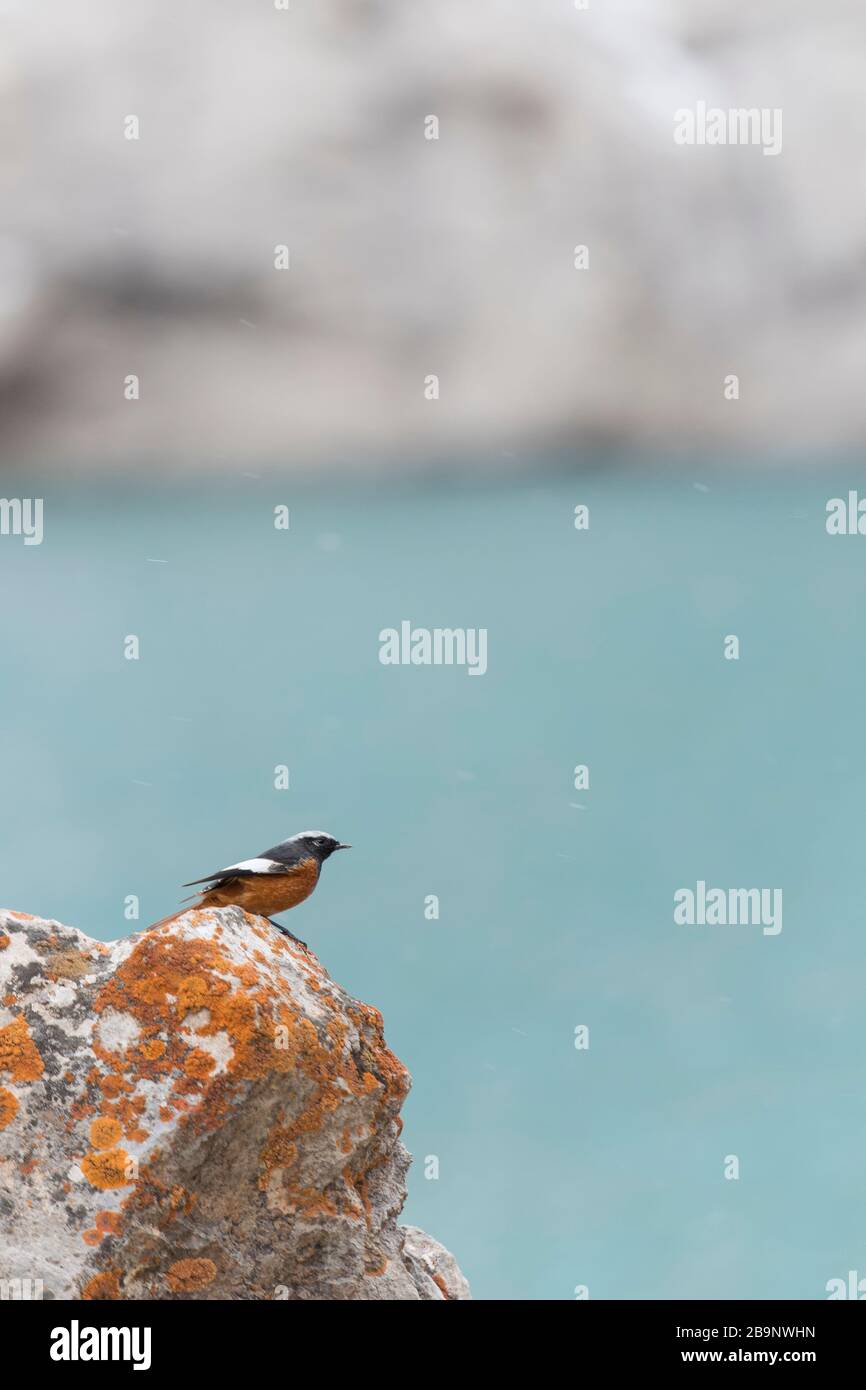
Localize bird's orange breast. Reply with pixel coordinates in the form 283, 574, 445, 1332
197, 858, 320, 915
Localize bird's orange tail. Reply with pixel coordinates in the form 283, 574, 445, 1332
147, 908, 189, 931
147, 889, 206, 931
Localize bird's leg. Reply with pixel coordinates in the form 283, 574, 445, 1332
268, 918, 308, 949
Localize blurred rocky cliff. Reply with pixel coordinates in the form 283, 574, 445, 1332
1, 0, 864, 472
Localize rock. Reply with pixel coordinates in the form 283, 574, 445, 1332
0, 907, 470, 1301
401, 1226, 472, 1302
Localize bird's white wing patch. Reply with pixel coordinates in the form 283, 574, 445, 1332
224, 857, 285, 874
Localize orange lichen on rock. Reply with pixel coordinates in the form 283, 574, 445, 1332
83, 1209, 124, 1245
241, 965, 410, 1220
10, 914, 410, 1283
89, 1116, 123, 1149
258, 1115, 343, 1217
168, 1184, 194, 1214
95, 933, 268, 1091
67, 1099, 96, 1128
165, 1257, 217, 1293
0, 933, 9, 949
109, 1090, 148, 1141
0, 1087, 18, 1129
0, 1016, 45, 1082
80, 1270, 121, 1300
81, 1148, 131, 1190
98, 1073, 134, 1098
0, 908, 468, 1302
183, 1048, 216, 1079
258, 1124, 298, 1186
90, 924, 354, 1156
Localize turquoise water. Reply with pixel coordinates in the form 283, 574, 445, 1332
2, 468, 865, 1300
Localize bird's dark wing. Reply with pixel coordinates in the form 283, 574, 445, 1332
181, 857, 291, 888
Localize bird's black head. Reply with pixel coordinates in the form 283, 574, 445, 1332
290, 831, 351, 863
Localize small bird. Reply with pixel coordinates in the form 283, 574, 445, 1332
149, 831, 350, 946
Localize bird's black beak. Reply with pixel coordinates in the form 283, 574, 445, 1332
336, 842, 351, 850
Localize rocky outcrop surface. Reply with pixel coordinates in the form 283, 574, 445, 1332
0, 907, 469, 1300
